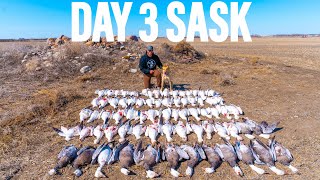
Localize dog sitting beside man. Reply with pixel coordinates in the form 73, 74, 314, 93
139, 45, 173, 90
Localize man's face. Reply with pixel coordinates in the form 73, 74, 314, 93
147, 50, 153, 57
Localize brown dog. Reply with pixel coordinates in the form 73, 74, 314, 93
161, 65, 173, 91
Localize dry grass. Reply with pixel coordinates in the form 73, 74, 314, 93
172, 41, 195, 54
58, 42, 89, 59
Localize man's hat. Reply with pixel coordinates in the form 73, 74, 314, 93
147, 45, 154, 51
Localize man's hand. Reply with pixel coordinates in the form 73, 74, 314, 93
150, 70, 154, 74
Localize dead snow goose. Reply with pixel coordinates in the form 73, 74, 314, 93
141, 88, 149, 96
117, 120, 131, 142
234, 121, 255, 139
200, 108, 212, 119
269, 136, 298, 173
188, 108, 201, 121
91, 143, 112, 178
48, 145, 78, 175
114, 90, 120, 97
171, 90, 179, 99
91, 97, 100, 108
135, 98, 145, 108
118, 142, 137, 176
215, 138, 243, 176
171, 109, 179, 121
226, 104, 244, 120
138, 110, 148, 124
73, 146, 95, 177
186, 90, 192, 97
146, 98, 154, 108
106, 89, 114, 97
163, 144, 189, 177
192, 90, 199, 97
112, 110, 124, 124
259, 121, 280, 139
119, 98, 128, 109
145, 123, 159, 144
197, 97, 205, 107
178, 108, 189, 121
190, 123, 204, 143
136, 142, 161, 178
79, 125, 94, 141
104, 125, 118, 142
95, 89, 105, 98
153, 89, 161, 98
250, 138, 285, 175
180, 144, 205, 177
235, 140, 265, 174
162, 88, 170, 97
223, 122, 243, 141
173, 121, 191, 141
129, 91, 139, 97
109, 97, 119, 109
124, 107, 137, 121
209, 107, 220, 119
243, 118, 279, 139
121, 90, 128, 97
98, 97, 108, 109
100, 109, 112, 124
131, 123, 146, 140
202, 144, 222, 174
147, 109, 159, 124
93, 125, 105, 144
79, 108, 92, 122
154, 99, 162, 108
162, 97, 172, 108
161, 120, 174, 142
173, 98, 181, 108
202, 120, 215, 140
147, 90, 153, 99
161, 108, 172, 121
87, 110, 100, 123
188, 96, 197, 106
52, 123, 82, 141
181, 97, 189, 107
127, 97, 136, 107
214, 122, 231, 140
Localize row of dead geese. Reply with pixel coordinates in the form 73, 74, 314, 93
95, 88, 221, 99
49, 137, 298, 178
53, 117, 279, 144
80, 105, 244, 126
91, 95, 225, 109
91, 88, 225, 110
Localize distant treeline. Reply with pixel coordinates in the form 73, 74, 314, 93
0, 38, 47, 42
272, 34, 320, 37
0, 34, 320, 42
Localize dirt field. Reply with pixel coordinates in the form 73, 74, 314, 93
1, 37, 320, 180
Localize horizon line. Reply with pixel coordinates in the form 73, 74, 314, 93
0, 33, 320, 41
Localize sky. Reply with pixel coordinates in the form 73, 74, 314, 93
0, 0, 319, 39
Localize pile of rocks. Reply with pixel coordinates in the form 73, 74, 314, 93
159, 41, 205, 63
20, 35, 204, 77
84, 35, 139, 49
21, 35, 145, 75
47, 35, 71, 49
